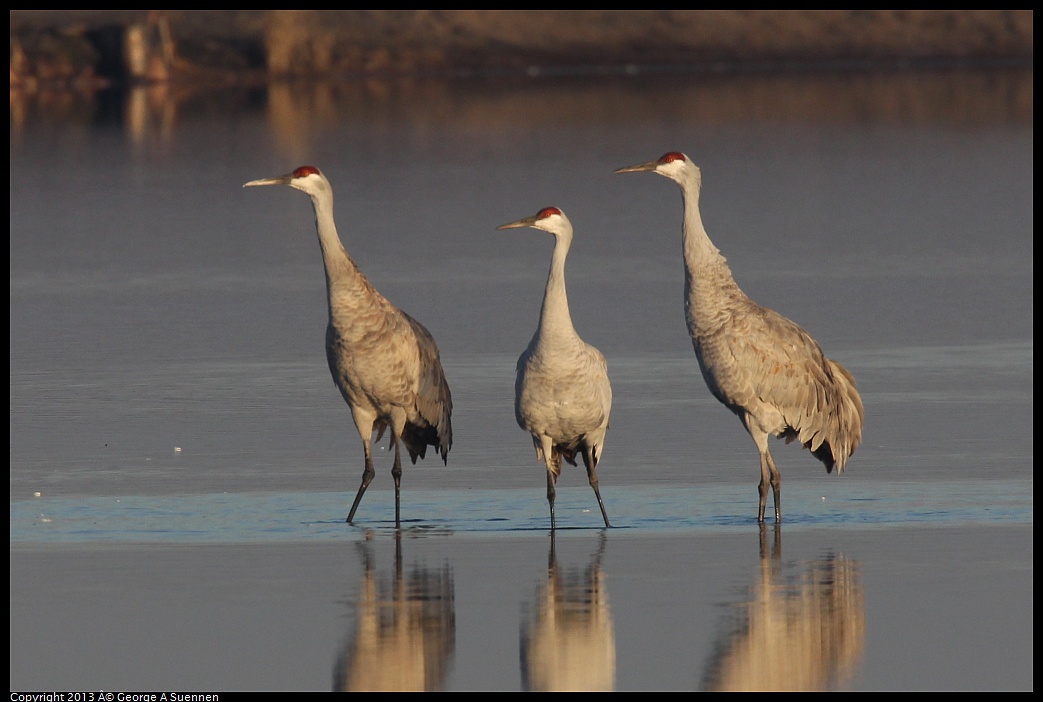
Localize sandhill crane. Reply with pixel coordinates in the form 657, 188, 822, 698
244, 166, 452, 528
615, 152, 863, 522
497, 207, 612, 529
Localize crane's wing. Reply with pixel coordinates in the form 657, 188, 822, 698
701, 304, 862, 472
515, 341, 612, 467
402, 311, 453, 463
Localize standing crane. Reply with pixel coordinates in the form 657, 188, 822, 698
615, 153, 863, 522
497, 207, 612, 529
244, 166, 452, 528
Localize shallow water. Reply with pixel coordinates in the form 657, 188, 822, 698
10, 479, 1034, 543
9, 66, 1033, 691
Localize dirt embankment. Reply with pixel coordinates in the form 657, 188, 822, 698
9, 10, 1034, 90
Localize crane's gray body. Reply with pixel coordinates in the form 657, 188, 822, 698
616, 153, 863, 522
245, 166, 452, 527
499, 208, 612, 529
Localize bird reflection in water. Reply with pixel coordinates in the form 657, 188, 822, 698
701, 526, 865, 691
334, 532, 455, 691
521, 533, 616, 691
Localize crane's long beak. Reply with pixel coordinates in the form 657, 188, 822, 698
243, 174, 293, 188
496, 215, 540, 230
613, 160, 659, 174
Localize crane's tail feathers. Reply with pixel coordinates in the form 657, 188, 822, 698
402, 420, 451, 466
829, 360, 864, 472
406, 443, 426, 464
788, 359, 864, 474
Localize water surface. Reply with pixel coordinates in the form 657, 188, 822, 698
9, 66, 1033, 691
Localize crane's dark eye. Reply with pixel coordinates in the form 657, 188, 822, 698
661, 152, 686, 164
293, 166, 320, 178
537, 207, 562, 219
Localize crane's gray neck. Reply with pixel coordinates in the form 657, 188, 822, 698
679, 176, 740, 335
311, 198, 367, 304
535, 234, 580, 346
680, 177, 723, 268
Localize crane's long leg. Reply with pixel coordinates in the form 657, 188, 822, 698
390, 436, 403, 529
767, 450, 781, 522
756, 449, 782, 523
347, 438, 376, 524
546, 468, 557, 530
541, 438, 560, 530
751, 426, 782, 523
582, 447, 611, 528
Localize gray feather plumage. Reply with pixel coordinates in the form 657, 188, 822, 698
245, 166, 451, 526
617, 152, 863, 522
499, 207, 612, 529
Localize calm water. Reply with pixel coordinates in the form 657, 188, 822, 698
10, 66, 1033, 690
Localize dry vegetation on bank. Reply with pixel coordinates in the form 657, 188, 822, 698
9, 10, 1034, 90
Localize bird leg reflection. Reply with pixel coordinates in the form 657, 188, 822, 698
702, 525, 865, 691
335, 532, 456, 691
521, 531, 615, 691
758, 522, 782, 562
